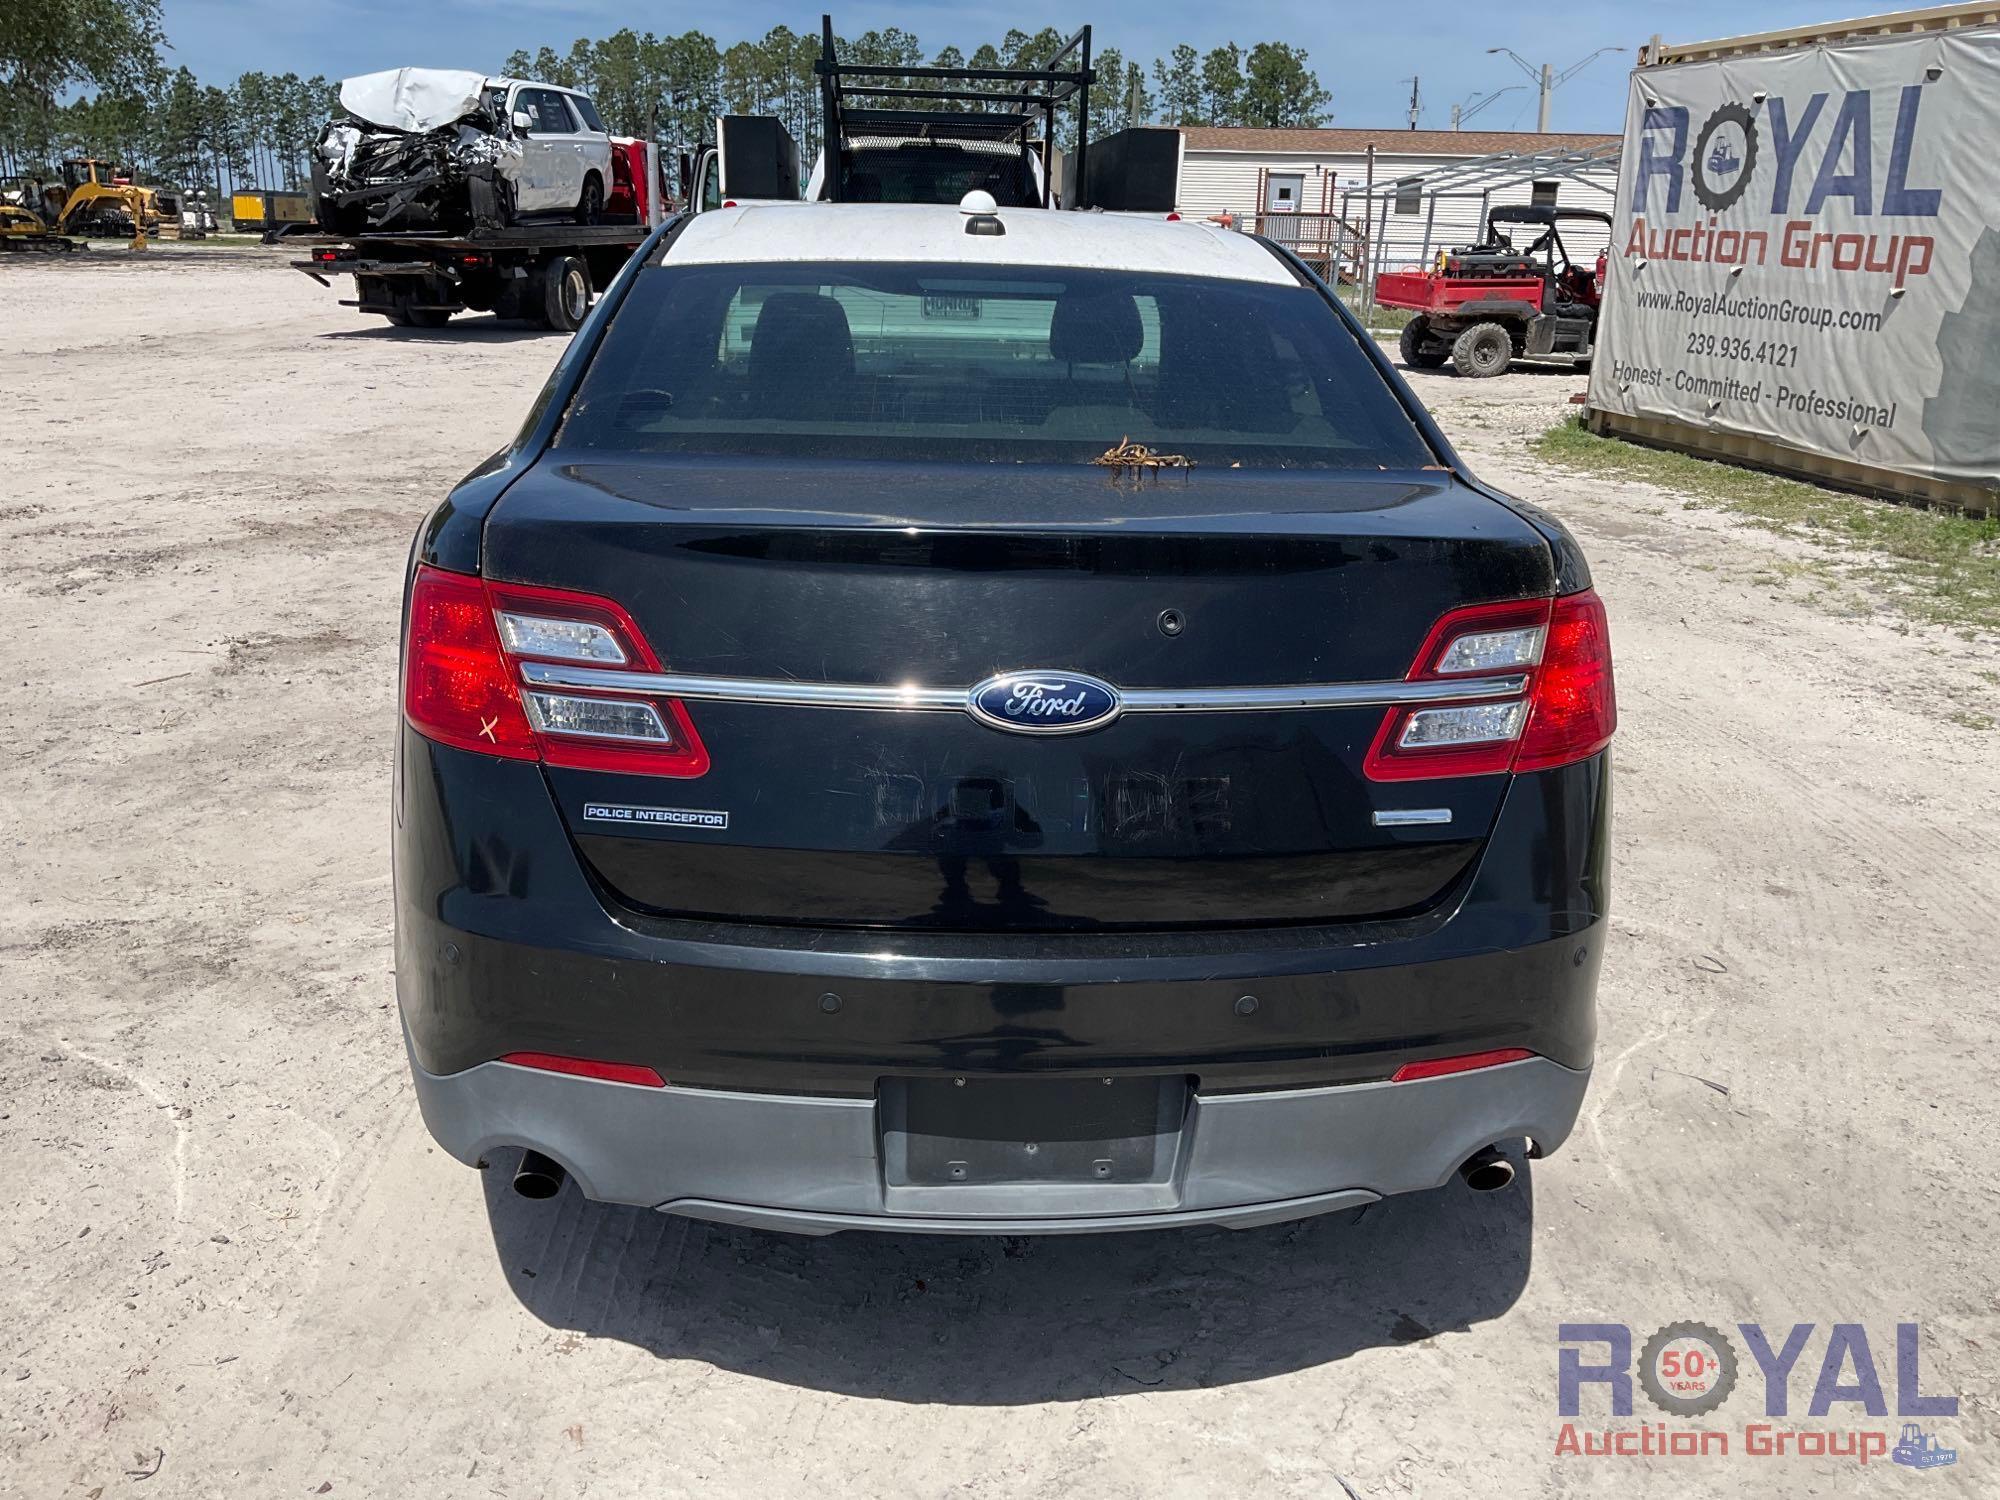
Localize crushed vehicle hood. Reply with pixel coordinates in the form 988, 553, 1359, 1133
312, 67, 525, 233
338, 68, 490, 133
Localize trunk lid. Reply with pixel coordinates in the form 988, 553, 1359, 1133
483, 457, 1554, 931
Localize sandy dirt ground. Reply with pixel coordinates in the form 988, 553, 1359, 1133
2, 243, 1995, 1499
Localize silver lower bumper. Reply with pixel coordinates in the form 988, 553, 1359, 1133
408, 1045, 1590, 1235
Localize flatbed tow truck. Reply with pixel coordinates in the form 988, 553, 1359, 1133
292, 219, 653, 331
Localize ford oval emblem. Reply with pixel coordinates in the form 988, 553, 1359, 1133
966, 671, 1122, 735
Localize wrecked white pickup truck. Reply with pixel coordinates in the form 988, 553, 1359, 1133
312, 68, 615, 235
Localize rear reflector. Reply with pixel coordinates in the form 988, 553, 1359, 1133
403, 565, 710, 778
1390, 1048, 1532, 1082
1366, 590, 1615, 781
498, 1051, 667, 1087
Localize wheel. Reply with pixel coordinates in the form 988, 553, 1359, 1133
575, 174, 603, 227
1451, 321, 1514, 378
382, 309, 410, 326
1399, 317, 1448, 370
535, 255, 591, 332
403, 307, 452, 329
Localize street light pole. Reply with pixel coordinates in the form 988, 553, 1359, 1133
1451, 84, 1522, 131
1485, 46, 1624, 131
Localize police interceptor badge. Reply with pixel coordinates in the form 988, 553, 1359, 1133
583, 803, 730, 829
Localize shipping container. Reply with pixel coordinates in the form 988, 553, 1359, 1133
1587, 4, 2000, 511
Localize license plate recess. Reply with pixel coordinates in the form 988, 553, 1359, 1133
881, 1075, 1188, 1188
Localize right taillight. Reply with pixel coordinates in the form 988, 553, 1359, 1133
1365, 589, 1615, 781
1513, 589, 1617, 772
402, 565, 709, 777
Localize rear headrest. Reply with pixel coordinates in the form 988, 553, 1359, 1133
749, 292, 854, 380
1049, 289, 1143, 365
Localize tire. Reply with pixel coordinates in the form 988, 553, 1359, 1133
403, 307, 452, 329
1451, 321, 1514, 378
576, 174, 603, 227
1398, 317, 1448, 370
535, 255, 591, 332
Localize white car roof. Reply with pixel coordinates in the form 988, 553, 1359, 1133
494, 78, 590, 98
665, 203, 1297, 285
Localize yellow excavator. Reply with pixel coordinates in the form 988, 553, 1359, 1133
0, 198, 79, 252
0, 175, 81, 252
49, 159, 157, 248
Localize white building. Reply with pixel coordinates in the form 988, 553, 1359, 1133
1171, 126, 1622, 281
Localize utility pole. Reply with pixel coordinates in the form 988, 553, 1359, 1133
1485, 46, 1624, 131
1403, 76, 1421, 130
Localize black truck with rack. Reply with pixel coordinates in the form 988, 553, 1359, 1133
293, 221, 651, 331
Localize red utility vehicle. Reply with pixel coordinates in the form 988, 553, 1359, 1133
1377, 204, 1611, 378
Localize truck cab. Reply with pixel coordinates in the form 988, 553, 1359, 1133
804, 121, 1050, 206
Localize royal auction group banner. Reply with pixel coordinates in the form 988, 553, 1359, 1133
1588, 25, 2000, 485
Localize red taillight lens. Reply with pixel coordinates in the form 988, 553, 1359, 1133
402, 565, 709, 778
1390, 1047, 1533, 1082
498, 1051, 666, 1087
1514, 589, 1617, 772
1365, 589, 1615, 782
403, 567, 539, 759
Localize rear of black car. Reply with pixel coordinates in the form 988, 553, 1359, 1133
394, 221, 1614, 1234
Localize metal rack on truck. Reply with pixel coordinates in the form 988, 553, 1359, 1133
810, 14, 1094, 208
292, 220, 652, 331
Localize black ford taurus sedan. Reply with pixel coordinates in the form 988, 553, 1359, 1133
395, 200, 1614, 1234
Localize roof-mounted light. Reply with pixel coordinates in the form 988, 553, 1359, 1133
960, 189, 1005, 236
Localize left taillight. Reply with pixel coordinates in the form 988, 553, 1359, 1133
1365, 589, 1615, 782
402, 565, 709, 778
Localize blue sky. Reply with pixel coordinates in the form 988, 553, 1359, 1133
159, 0, 1852, 134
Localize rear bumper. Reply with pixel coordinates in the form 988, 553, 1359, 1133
393, 725, 1609, 1230
410, 1041, 1590, 1234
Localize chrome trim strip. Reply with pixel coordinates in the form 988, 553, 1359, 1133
1372, 808, 1455, 827
519, 662, 1528, 713
1118, 678, 1525, 711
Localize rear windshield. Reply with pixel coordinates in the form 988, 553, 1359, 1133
840, 142, 1037, 206
555, 260, 1437, 469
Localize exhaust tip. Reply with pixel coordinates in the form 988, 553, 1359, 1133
1458, 1146, 1516, 1193
512, 1149, 567, 1201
